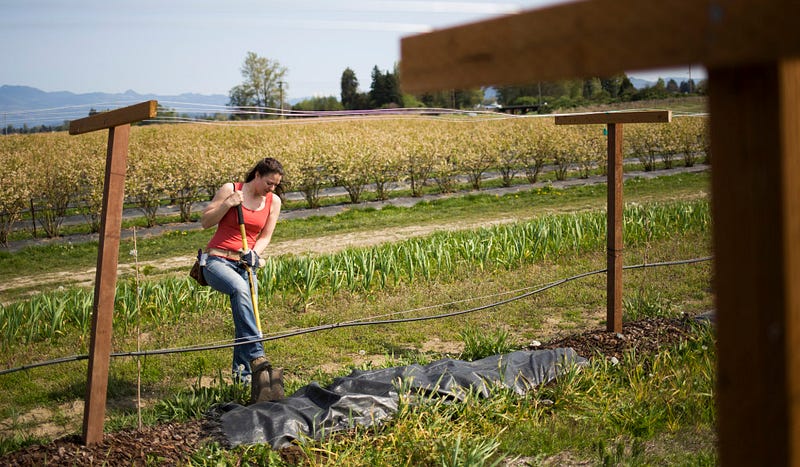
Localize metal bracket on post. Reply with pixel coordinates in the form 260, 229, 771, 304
68, 100, 157, 445
555, 110, 671, 332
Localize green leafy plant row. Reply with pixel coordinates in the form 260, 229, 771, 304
261, 200, 709, 302
0, 199, 710, 350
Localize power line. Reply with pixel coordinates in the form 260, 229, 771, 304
1, 99, 711, 130
0, 256, 712, 377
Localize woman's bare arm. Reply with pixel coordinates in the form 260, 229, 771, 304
252, 193, 282, 255
200, 183, 241, 229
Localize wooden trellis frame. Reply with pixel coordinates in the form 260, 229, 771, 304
400, 0, 800, 464
68, 100, 157, 445
555, 110, 671, 333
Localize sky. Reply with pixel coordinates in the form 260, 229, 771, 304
0, 0, 703, 100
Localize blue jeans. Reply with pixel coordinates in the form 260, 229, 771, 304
203, 255, 264, 381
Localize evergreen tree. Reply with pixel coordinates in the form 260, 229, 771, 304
582, 78, 604, 100
619, 76, 636, 99
601, 74, 625, 98
666, 79, 680, 93
340, 68, 359, 110
369, 65, 401, 108
679, 79, 697, 94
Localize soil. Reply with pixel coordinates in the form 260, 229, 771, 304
0, 315, 712, 466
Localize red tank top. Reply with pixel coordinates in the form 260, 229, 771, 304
207, 182, 273, 252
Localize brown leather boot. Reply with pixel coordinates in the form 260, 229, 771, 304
249, 356, 273, 404
269, 367, 285, 400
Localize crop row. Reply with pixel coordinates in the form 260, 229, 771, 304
0, 115, 708, 244
0, 199, 710, 349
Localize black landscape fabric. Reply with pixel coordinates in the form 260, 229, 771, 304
216, 347, 587, 449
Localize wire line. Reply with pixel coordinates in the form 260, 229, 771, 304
0, 256, 712, 377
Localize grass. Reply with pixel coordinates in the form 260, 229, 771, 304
0, 230, 714, 461
571, 96, 708, 115
0, 170, 715, 464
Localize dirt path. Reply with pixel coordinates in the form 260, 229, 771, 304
0, 217, 521, 298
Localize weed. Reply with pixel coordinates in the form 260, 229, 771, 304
459, 326, 516, 362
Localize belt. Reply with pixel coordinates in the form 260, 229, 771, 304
206, 247, 242, 262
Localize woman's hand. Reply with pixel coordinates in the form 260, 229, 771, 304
224, 190, 244, 208
241, 250, 260, 269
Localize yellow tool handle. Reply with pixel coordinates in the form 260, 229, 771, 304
237, 205, 262, 335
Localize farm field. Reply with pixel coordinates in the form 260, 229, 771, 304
0, 175, 715, 465
0, 104, 715, 465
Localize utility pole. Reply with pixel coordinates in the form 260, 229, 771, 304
278, 81, 284, 118
538, 82, 542, 111
263, 76, 269, 118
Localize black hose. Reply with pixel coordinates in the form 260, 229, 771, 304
0, 256, 712, 376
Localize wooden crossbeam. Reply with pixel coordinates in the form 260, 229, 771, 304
70, 100, 157, 135
400, 0, 800, 94
554, 110, 671, 126
69, 101, 157, 445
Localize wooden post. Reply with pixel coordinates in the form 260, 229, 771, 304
400, 0, 800, 463
607, 123, 623, 333
69, 100, 157, 445
710, 60, 800, 466
555, 111, 670, 332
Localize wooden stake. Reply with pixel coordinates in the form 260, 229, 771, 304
82, 124, 130, 444
607, 123, 623, 333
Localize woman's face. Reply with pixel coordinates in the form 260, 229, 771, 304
256, 172, 282, 194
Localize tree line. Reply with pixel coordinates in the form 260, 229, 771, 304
229, 52, 706, 116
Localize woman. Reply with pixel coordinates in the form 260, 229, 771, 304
201, 157, 284, 404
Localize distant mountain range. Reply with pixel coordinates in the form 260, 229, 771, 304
2, 77, 699, 128
629, 76, 699, 89
0, 85, 230, 128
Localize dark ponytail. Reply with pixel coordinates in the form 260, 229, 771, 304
245, 157, 284, 182
245, 158, 285, 195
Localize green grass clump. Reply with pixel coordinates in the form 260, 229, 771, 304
459, 326, 515, 362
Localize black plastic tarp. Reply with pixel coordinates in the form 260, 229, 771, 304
217, 347, 586, 449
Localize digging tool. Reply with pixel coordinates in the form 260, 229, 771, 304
237, 204, 263, 335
